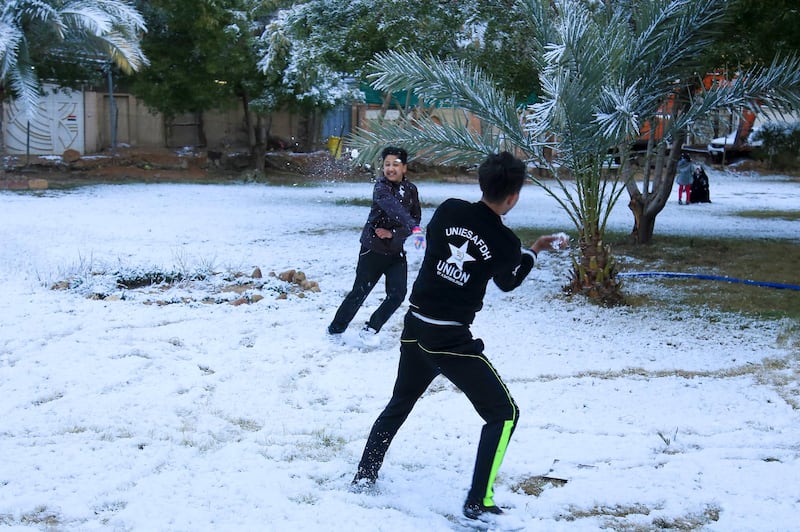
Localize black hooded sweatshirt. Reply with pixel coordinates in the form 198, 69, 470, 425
409, 198, 536, 326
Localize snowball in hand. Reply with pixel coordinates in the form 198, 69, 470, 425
550, 232, 570, 250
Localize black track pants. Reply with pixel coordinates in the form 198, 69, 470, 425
354, 312, 519, 506
329, 248, 407, 333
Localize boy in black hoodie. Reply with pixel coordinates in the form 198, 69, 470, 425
327, 146, 422, 342
352, 152, 564, 521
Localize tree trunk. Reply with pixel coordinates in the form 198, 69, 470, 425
197, 112, 208, 148
380, 91, 393, 117
628, 195, 657, 244
239, 91, 261, 172
163, 117, 170, 149
566, 225, 624, 306
253, 114, 267, 173
626, 136, 684, 244
241, 91, 254, 147
0, 85, 6, 180
0, 91, 6, 181
294, 109, 322, 152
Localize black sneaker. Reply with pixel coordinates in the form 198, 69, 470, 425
463, 499, 504, 520
349, 474, 377, 493
359, 324, 380, 347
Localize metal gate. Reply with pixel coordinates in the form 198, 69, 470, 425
3, 84, 85, 155
322, 105, 351, 139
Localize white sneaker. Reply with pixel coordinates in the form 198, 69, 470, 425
359, 325, 380, 347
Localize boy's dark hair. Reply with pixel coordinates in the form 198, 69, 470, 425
478, 152, 526, 203
381, 146, 408, 164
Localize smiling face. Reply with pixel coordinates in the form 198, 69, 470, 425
382, 155, 407, 183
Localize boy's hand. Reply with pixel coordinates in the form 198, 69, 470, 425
375, 228, 393, 239
531, 232, 569, 254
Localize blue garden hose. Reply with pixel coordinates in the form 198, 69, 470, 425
617, 271, 800, 291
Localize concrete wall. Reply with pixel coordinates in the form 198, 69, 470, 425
5, 88, 310, 156
84, 91, 165, 152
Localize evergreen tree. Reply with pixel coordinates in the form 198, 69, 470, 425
249, 0, 553, 159
128, 0, 265, 147
710, 0, 800, 69
255, 0, 468, 113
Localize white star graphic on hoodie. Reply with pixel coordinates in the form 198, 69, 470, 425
446, 241, 475, 270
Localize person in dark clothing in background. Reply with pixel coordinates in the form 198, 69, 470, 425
327, 146, 422, 345
690, 164, 711, 203
352, 151, 566, 522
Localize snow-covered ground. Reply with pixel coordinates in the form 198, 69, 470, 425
0, 167, 798, 531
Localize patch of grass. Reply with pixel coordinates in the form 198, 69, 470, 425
335, 197, 439, 209
564, 502, 652, 520
735, 209, 800, 221
518, 228, 800, 320
229, 417, 263, 432
288, 493, 319, 505
335, 197, 371, 208
555, 503, 720, 531
609, 233, 800, 319
115, 270, 200, 289
11, 506, 61, 527
513, 475, 568, 497
313, 429, 345, 450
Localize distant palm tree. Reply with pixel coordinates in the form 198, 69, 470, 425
0, 0, 148, 142
347, 0, 800, 305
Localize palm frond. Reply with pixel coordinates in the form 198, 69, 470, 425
8, 62, 41, 121
61, 1, 149, 71
367, 50, 530, 149
1, 0, 148, 117
681, 54, 800, 134
595, 82, 642, 141
347, 114, 500, 168
91, 32, 149, 73
0, 22, 22, 80
4, 0, 55, 24
61, 5, 114, 36
515, 0, 555, 73
88, 0, 147, 32
732, 55, 800, 112
624, 0, 726, 124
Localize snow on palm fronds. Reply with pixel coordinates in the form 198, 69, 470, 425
0, 0, 148, 120
595, 83, 641, 142
694, 55, 800, 120
348, 106, 505, 169
0, 7, 24, 79
526, 0, 720, 157
349, 49, 549, 168
352, 0, 800, 187
367, 50, 521, 136
45, 0, 148, 73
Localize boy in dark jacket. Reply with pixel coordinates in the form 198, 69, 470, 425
352, 152, 565, 521
327, 146, 422, 343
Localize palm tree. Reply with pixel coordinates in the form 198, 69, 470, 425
0, 0, 148, 154
347, 0, 800, 305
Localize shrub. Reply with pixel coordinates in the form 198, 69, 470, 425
750, 121, 800, 169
